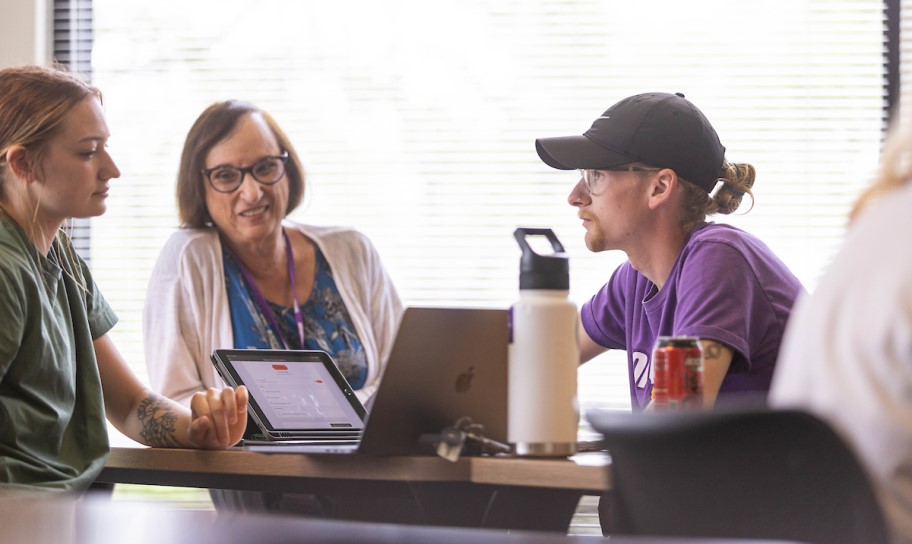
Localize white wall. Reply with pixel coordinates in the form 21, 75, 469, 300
0, 0, 50, 68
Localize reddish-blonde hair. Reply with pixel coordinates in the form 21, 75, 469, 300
851, 126, 912, 221
0, 65, 101, 194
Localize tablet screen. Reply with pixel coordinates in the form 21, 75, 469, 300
212, 350, 365, 431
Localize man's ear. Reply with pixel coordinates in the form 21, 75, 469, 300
4, 145, 38, 182
647, 168, 677, 209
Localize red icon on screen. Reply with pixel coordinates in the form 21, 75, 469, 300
272, 364, 288, 371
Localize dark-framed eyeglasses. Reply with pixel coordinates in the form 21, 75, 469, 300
202, 152, 289, 193
578, 166, 661, 195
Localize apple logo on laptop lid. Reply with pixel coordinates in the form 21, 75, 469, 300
454, 366, 475, 393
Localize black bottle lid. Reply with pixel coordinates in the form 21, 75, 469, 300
514, 227, 570, 290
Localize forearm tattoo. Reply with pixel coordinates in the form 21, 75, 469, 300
136, 394, 182, 447
704, 342, 722, 360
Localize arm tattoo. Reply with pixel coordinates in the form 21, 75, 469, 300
704, 342, 722, 360
136, 394, 182, 447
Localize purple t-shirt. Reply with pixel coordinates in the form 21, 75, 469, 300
581, 222, 803, 410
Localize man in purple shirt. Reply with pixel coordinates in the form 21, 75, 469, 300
536, 92, 803, 410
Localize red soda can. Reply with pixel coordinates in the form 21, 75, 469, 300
652, 336, 704, 410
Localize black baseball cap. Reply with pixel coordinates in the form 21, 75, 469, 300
535, 92, 725, 192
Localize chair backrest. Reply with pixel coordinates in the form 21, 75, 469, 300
588, 408, 889, 544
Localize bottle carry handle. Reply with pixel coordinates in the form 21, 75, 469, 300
513, 227, 566, 256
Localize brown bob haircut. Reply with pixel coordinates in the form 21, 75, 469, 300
176, 100, 305, 228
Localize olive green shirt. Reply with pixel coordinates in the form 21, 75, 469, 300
0, 216, 117, 492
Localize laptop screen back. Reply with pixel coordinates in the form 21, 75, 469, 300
357, 307, 509, 455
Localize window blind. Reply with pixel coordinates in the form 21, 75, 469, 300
53, 0, 93, 261
898, 0, 912, 127
90, 0, 887, 414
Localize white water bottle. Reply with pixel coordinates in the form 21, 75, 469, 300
508, 228, 579, 457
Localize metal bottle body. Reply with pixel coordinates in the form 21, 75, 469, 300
508, 289, 580, 457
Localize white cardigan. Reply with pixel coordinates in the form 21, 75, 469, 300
143, 222, 403, 406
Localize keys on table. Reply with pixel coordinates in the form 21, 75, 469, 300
433, 417, 512, 462
436, 427, 467, 462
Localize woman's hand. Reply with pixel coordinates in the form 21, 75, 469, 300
187, 386, 249, 448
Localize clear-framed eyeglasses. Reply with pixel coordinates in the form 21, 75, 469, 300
203, 152, 289, 193
578, 165, 661, 196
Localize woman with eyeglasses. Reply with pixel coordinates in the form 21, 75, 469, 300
143, 100, 402, 513
0, 66, 248, 492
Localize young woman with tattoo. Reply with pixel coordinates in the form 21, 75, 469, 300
0, 65, 248, 492
535, 92, 804, 410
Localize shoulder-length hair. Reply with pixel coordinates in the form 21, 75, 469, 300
176, 100, 305, 228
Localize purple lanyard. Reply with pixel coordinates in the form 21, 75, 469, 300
231, 229, 305, 350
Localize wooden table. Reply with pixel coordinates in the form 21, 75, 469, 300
98, 447, 609, 531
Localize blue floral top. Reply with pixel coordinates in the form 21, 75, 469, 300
223, 244, 368, 389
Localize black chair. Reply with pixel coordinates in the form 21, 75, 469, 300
588, 408, 889, 544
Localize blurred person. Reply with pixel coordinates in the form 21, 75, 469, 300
0, 65, 247, 492
535, 92, 804, 410
770, 126, 912, 544
143, 100, 402, 513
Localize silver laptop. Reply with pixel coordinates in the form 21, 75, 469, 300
213, 306, 509, 455
357, 306, 509, 455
